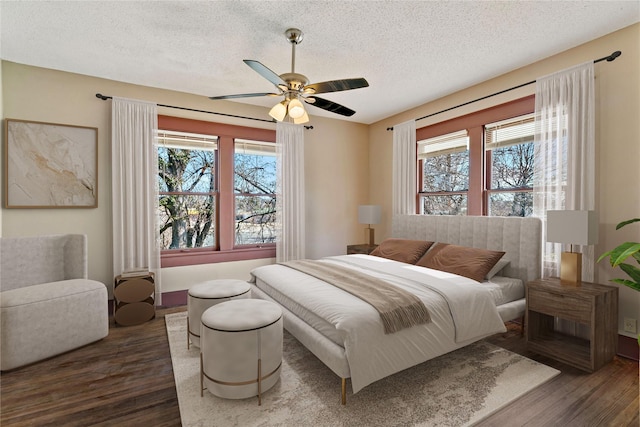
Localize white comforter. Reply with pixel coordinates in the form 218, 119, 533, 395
251, 254, 507, 393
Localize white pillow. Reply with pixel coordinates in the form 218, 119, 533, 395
485, 259, 510, 279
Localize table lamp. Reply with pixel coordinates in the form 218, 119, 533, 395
546, 210, 598, 284
358, 205, 381, 246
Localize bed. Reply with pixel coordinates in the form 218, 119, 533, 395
249, 214, 541, 404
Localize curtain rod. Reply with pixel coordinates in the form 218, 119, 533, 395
386, 50, 621, 131
95, 93, 314, 129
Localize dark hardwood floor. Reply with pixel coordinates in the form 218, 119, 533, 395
1, 308, 637, 426
0, 307, 184, 427
480, 323, 639, 427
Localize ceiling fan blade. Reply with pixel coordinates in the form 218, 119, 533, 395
209, 92, 280, 100
243, 60, 287, 88
305, 96, 356, 117
304, 78, 369, 95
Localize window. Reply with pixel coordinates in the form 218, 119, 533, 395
157, 116, 276, 267
416, 96, 535, 217
158, 130, 218, 251
234, 139, 277, 245
484, 113, 535, 217
418, 130, 469, 215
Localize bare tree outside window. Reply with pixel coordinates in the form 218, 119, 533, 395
234, 141, 276, 245
488, 142, 534, 216
158, 144, 217, 250
419, 131, 469, 215
421, 151, 469, 215
486, 114, 535, 217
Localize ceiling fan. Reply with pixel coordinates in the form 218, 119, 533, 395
209, 28, 369, 124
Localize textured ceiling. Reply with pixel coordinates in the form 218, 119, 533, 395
1, 1, 638, 124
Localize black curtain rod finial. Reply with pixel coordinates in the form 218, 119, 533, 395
607, 51, 622, 62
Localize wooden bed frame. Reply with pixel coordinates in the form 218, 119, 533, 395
251, 214, 542, 404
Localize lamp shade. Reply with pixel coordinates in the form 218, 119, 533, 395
546, 210, 598, 245
358, 205, 381, 225
293, 109, 309, 124
287, 98, 306, 119
269, 101, 287, 121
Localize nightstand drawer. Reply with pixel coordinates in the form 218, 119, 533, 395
528, 288, 591, 323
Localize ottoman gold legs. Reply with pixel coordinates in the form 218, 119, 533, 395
200, 350, 348, 406
200, 352, 204, 397
200, 352, 282, 405
257, 359, 262, 405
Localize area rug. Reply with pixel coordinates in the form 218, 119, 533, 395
166, 311, 559, 426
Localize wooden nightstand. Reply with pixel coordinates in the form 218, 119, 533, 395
526, 277, 618, 372
347, 244, 378, 255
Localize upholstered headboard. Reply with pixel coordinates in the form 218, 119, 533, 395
392, 215, 542, 284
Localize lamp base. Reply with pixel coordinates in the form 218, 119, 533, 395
560, 251, 582, 285
365, 227, 375, 246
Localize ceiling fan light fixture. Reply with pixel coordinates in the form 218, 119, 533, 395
287, 98, 306, 119
269, 100, 288, 121
293, 109, 310, 124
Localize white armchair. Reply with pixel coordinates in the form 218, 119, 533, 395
0, 234, 108, 370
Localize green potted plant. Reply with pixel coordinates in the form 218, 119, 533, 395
597, 218, 640, 345
597, 218, 640, 292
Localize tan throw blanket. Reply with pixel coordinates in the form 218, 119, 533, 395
281, 259, 430, 334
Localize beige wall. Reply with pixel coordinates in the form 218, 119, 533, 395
0, 63, 369, 295
369, 23, 640, 335
0, 59, 3, 236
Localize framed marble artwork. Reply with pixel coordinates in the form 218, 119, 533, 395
4, 119, 98, 208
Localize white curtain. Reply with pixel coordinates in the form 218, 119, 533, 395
392, 120, 417, 215
533, 61, 595, 280
276, 122, 305, 262
111, 97, 161, 302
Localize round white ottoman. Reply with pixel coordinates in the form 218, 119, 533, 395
187, 279, 251, 349
200, 299, 283, 405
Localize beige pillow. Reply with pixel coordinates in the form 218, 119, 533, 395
415, 243, 506, 282
369, 238, 434, 264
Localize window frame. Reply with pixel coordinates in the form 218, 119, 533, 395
158, 115, 276, 268
416, 95, 535, 216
